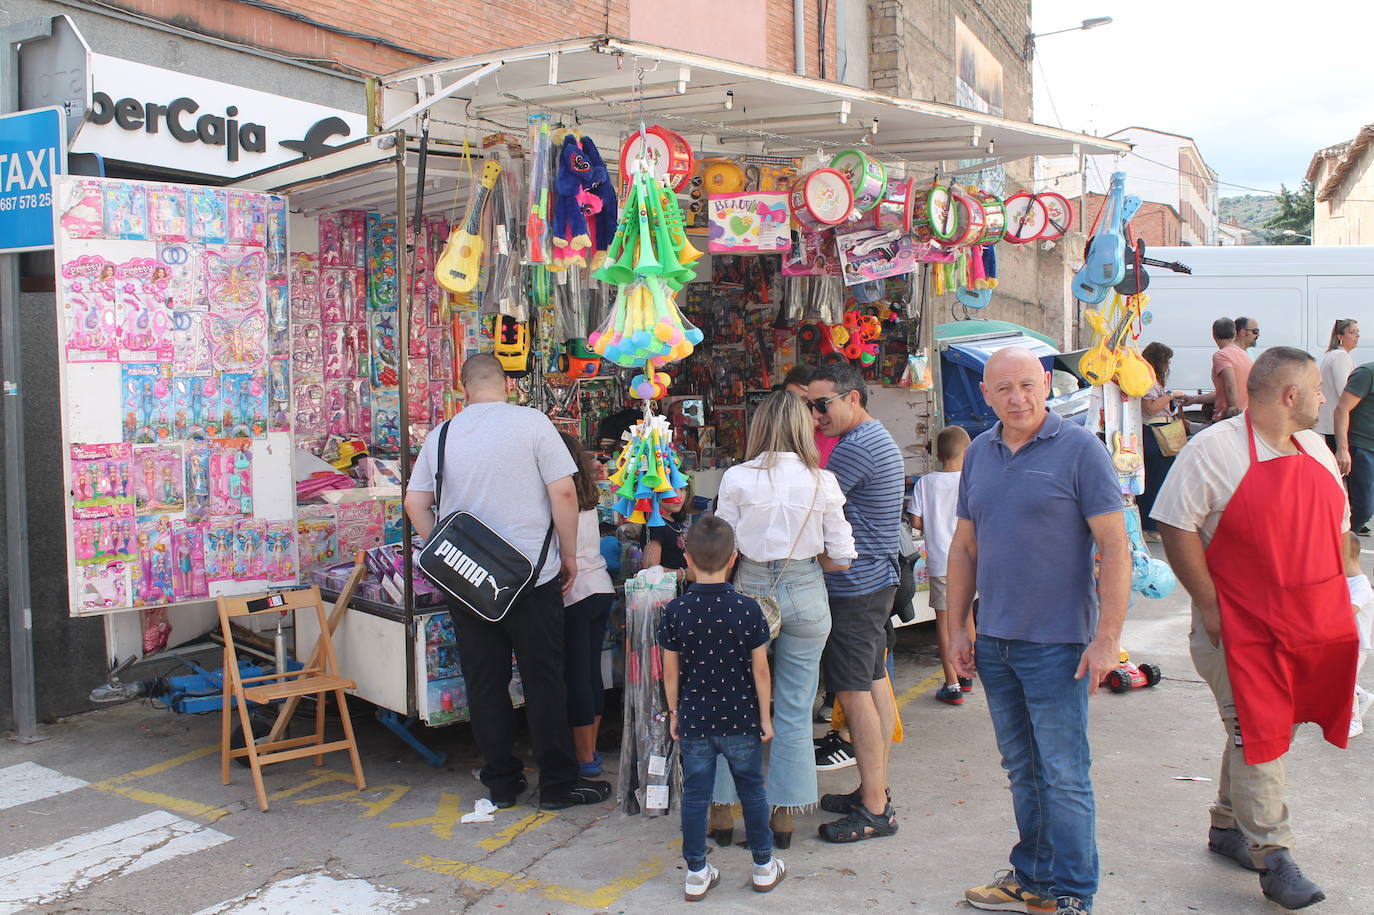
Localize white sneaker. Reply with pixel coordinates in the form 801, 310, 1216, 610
752, 856, 786, 893
1351, 706, 1365, 740
684, 863, 719, 902
1357, 684, 1373, 718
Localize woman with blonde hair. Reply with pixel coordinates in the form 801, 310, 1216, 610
1319, 319, 1360, 452
705, 391, 856, 848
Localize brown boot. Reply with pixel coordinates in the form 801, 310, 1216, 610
708, 803, 734, 847
770, 807, 793, 849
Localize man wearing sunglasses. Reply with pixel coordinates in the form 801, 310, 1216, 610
805, 363, 906, 843
1235, 317, 1261, 353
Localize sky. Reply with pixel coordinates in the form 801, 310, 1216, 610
1031, 0, 1374, 198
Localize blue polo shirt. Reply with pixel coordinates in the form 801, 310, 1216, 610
824, 420, 906, 597
657, 583, 769, 738
956, 410, 1123, 645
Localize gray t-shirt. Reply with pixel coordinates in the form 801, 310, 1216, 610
409, 402, 577, 585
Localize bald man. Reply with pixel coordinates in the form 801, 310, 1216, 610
1153, 347, 1358, 910
949, 347, 1130, 915
405, 354, 612, 811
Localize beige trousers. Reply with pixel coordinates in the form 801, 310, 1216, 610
1189, 621, 1296, 865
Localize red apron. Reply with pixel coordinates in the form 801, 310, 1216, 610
1204, 414, 1359, 765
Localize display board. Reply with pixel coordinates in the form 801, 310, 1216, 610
53, 175, 298, 616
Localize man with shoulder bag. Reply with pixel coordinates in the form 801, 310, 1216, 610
404, 354, 612, 810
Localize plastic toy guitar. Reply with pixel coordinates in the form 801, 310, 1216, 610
1115, 239, 1193, 296
436, 161, 502, 295
1072, 172, 1128, 305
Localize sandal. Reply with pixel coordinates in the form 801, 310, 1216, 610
819, 786, 889, 815
818, 802, 898, 843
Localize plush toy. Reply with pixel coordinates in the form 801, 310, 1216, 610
551, 134, 619, 269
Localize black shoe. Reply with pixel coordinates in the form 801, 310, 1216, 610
539, 778, 612, 810
1358, 526, 1371, 535
1259, 849, 1325, 910
490, 776, 528, 809
819, 785, 889, 814
1208, 826, 1260, 872
958, 676, 975, 693
817, 801, 897, 843
814, 730, 856, 771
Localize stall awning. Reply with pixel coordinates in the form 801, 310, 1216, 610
372, 35, 1128, 168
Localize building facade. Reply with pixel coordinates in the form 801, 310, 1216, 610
1307, 125, 1374, 246
1084, 127, 1220, 246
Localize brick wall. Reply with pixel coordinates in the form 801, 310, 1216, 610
1081, 193, 1183, 249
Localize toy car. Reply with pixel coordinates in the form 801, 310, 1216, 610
1101, 651, 1162, 693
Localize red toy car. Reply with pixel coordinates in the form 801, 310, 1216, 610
1101, 651, 1162, 693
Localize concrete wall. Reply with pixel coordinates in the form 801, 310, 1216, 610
1314, 143, 1374, 245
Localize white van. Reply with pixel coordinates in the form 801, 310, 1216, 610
1134, 245, 1374, 391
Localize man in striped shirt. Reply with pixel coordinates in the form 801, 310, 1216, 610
807, 363, 906, 843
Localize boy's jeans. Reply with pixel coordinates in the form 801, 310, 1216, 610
680, 734, 772, 870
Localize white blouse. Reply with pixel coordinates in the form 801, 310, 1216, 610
1318, 348, 1354, 436
564, 509, 614, 606
714, 453, 857, 563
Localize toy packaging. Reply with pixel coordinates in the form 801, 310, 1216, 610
365, 213, 399, 310
175, 376, 216, 441
370, 388, 400, 456
121, 363, 174, 443
267, 357, 291, 432
264, 520, 296, 583
132, 515, 175, 607
217, 371, 268, 439
707, 192, 792, 253
205, 518, 237, 582
74, 517, 135, 565
234, 519, 266, 581
227, 192, 268, 247
77, 560, 131, 612
70, 443, 135, 519
171, 312, 212, 376
289, 254, 320, 321
210, 438, 253, 517
133, 444, 185, 514
325, 377, 371, 437
169, 520, 208, 601
60, 255, 121, 362
148, 186, 189, 240
296, 503, 339, 577
184, 443, 212, 522
337, 499, 384, 556
187, 188, 228, 243
383, 498, 404, 545
103, 182, 149, 239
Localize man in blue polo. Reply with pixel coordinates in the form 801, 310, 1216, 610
947, 347, 1130, 915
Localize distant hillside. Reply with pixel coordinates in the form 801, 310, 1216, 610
1219, 194, 1279, 237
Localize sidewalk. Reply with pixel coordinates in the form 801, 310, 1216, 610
1, 569, 1369, 913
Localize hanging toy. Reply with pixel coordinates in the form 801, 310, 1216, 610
551, 132, 620, 270
607, 414, 689, 526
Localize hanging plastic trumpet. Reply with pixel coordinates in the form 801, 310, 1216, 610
607, 413, 689, 527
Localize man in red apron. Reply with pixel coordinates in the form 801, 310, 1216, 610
1153, 346, 1360, 910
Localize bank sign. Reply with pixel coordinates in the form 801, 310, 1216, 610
71, 55, 368, 179
0, 107, 64, 253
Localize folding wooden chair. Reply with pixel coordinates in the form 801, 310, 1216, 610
217, 586, 365, 811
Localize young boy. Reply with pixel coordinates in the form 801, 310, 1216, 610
658, 515, 784, 901
910, 425, 974, 705
1344, 532, 1373, 737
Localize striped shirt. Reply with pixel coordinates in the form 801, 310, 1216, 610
823, 420, 906, 597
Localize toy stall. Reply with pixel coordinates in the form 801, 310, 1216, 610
55, 37, 1124, 763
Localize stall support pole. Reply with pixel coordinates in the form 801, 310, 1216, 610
1, 18, 50, 743
394, 136, 417, 717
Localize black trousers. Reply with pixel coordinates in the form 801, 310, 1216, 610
563, 592, 612, 727
449, 578, 578, 800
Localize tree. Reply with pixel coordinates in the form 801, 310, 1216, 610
1261, 180, 1314, 244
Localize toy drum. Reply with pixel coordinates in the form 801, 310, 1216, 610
873, 178, 914, 232
1002, 191, 1048, 244
973, 189, 1006, 244
828, 149, 888, 213
789, 168, 854, 231
947, 188, 986, 247
620, 125, 695, 192
912, 183, 954, 243
1038, 192, 1073, 241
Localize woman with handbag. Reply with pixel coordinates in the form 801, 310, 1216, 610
1141, 342, 1187, 542
706, 392, 856, 848
1318, 319, 1360, 453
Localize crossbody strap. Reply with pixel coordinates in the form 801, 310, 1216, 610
762, 473, 821, 599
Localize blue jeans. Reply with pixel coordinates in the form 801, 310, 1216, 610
680, 734, 772, 869
1349, 445, 1374, 531
978, 635, 1098, 908
713, 558, 831, 809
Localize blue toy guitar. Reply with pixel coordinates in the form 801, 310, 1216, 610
1072, 172, 1128, 305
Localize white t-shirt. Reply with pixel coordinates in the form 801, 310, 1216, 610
1150, 415, 1349, 547
1350, 573, 1373, 651
910, 470, 961, 577
565, 509, 614, 606
1318, 348, 1355, 435
408, 402, 577, 586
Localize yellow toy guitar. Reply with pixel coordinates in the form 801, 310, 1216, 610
436, 161, 501, 295
1078, 294, 1154, 396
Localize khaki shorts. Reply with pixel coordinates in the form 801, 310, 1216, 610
928, 575, 948, 611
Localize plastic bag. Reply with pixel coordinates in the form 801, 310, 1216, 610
617, 567, 681, 816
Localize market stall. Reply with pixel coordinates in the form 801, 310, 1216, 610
53, 37, 1127, 761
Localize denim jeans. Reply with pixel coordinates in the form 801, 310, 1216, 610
1348, 445, 1374, 531
713, 558, 831, 809
978, 635, 1097, 908
680, 734, 772, 870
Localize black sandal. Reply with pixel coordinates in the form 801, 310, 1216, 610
819, 786, 889, 815
818, 802, 898, 843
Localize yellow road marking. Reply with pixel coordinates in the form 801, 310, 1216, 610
477, 809, 558, 851
389, 792, 465, 840
88, 744, 229, 822
294, 783, 411, 818
895, 670, 945, 711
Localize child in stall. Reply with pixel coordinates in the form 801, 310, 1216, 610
558, 433, 617, 776
1345, 531, 1373, 738
641, 479, 693, 587
911, 425, 975, 705
659, 515, 784, 901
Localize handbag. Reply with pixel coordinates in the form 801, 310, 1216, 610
1150, 416, 1188, 457
734, 475, 820, 640
415, 420, 554, 623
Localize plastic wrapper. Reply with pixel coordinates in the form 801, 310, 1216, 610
617, 567, 681, 816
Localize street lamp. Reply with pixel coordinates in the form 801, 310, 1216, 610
1282, 229, 1313, 241
1025, 17, 1113, 59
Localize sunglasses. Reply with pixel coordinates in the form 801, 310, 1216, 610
807, 393, 845, 414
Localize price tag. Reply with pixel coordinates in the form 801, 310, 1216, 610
647, 754, 667, 777
645, 785, 669, 809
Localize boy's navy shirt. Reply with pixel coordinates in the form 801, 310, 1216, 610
657, 582, 769, 738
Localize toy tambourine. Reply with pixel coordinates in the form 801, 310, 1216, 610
789, 168, 854, 232
1002, 192, 1048, 244
828, 149, 888, 213
620, 126, 695, 192
1038, 192, 1072, 241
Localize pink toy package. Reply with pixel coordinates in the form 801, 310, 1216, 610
296, 504, 339, 578
103, 182, 149, 239
131, 515, 175, 607
408, 294, 430, 359
77, 561, 130, 612
264, 520, 296, 583
205, 518, 237, 582
121, 363, 174, 443
294, 382, 326, 441
171, 312, 212, 375
58, 179, 107, 240
227, 192, 268, 247
292, 322, 323, 378
170, 520, 208, 601
323, 323, 365, 378
318, 213, 342, 266
60, 255, 121, 362
266, 283, 289, 356
210, 438, 253, 517
336, 499, 384, 556
429, 329, 454, 382
202, 248, 265, 312
234, 519, 266, 581
185, 443, 212, 523
148, 186, 189, 240
407, 361, 432, 426
290, 254, 320, 321
206, 308, 268, 374
268, 357, 291, 433
133, 444, 185, 514
341, 211, 367, 268
325, 378, 370, 437
70, 443, 135, 520
74, 517, 135, 566
117, 275, 175, 363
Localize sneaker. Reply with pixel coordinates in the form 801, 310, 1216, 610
959, 676, 975, 693
539, 778, 612, 810
935, 684, 965, 705
1259, 849, 1325, 910
814, 730, 857, 770
1357, 684, 1373, 717
1208, 826, 1260, 871
964, 869, 1055, 912
684, 862, 720, 902
1351, 706, 1364, 739
752, 856, 786, 892
813, 704, 833, 724
487, 776, 528, 810
1053, 899, 1089, 915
